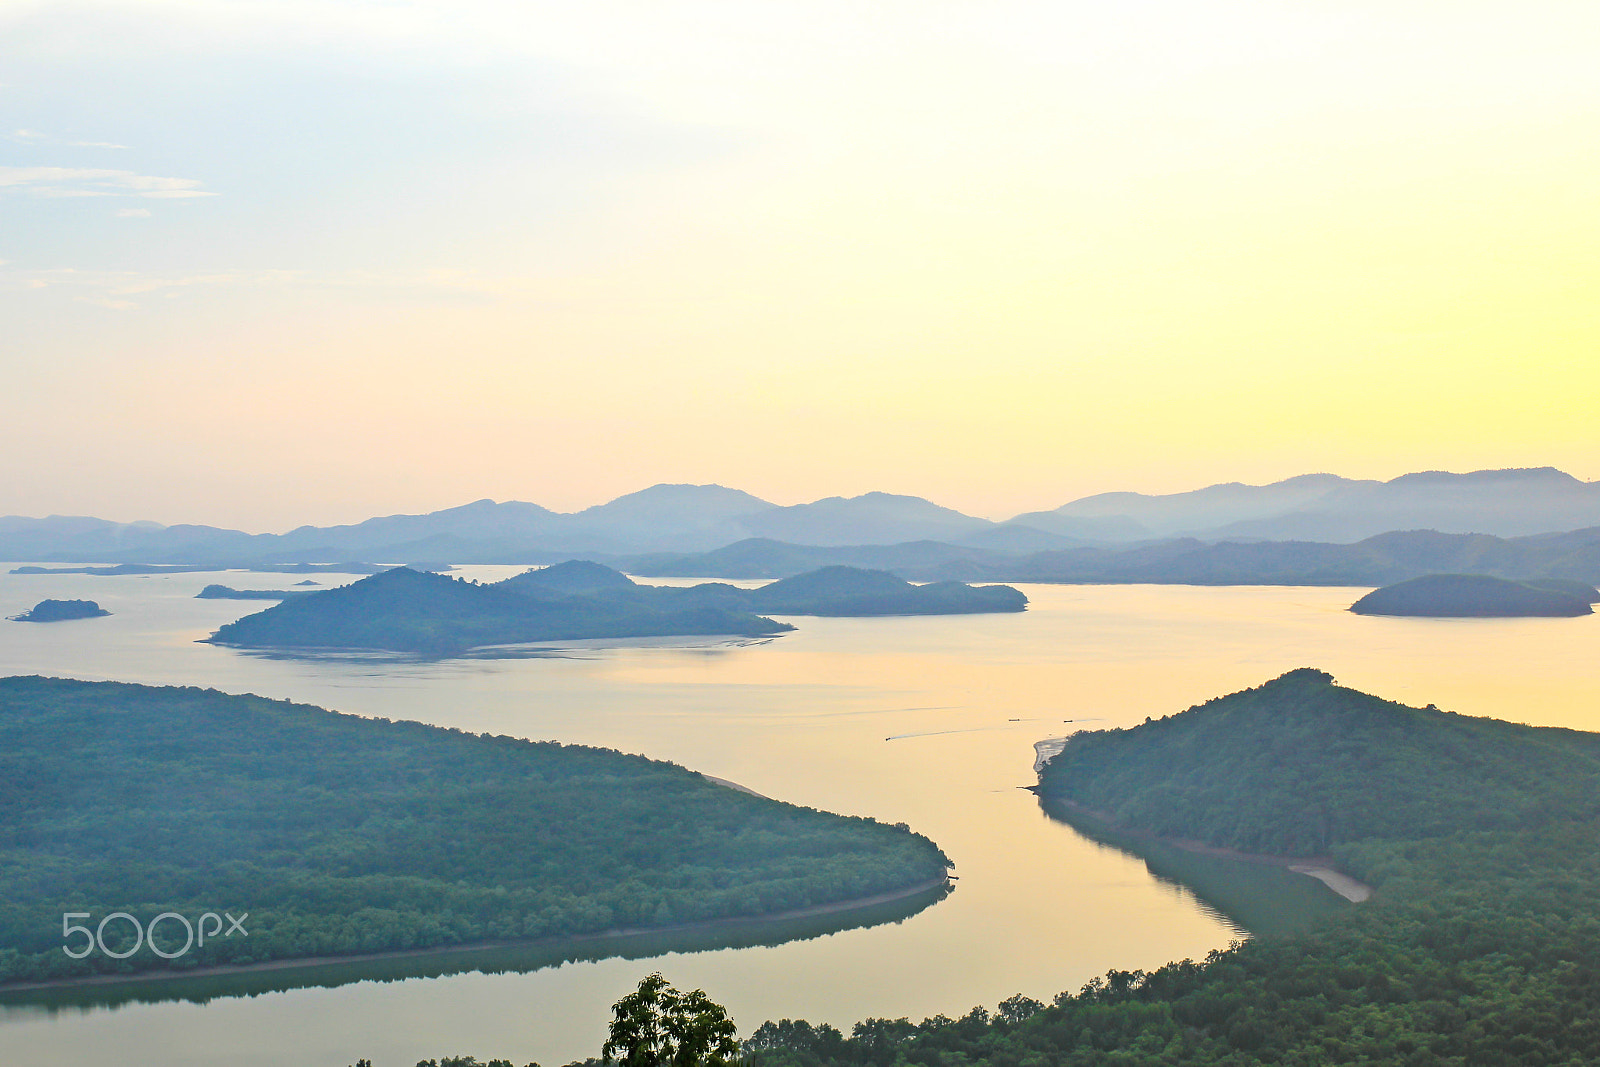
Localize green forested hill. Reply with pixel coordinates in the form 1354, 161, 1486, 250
732, 673, 1600, 1067
1034, 668, 1600, 854
0, 677, 948, 984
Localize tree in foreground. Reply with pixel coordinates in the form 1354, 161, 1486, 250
602, 973, 739, 1067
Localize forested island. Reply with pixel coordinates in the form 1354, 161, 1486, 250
205, 563, 1025, 655
732, 670, 1600, 1065
205, 566, 794, 654
0, 677, 949, 986
7, 599, 111, 622
1350, 573, 1597, 617
195, 584, 308, 600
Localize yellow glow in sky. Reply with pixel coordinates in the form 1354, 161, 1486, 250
3, 1, 1597, 527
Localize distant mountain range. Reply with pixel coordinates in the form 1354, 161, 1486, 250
1007, 467, 1600, 541
625, 527, 1600, 586
2, 467, 1598, 566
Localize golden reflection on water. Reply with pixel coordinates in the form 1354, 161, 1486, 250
0, 571, 1593, 1067
600, 583, 1600, 732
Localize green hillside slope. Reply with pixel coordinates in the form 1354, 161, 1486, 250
0, 677, 948, 985
1034, 668, 1600, 854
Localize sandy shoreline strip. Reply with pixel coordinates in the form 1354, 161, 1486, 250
1033, 738, 1071, 774
1287, 865, 1372, 903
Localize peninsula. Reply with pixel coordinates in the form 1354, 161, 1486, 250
0, 676, 949, 985
1034, 667, 1600, 852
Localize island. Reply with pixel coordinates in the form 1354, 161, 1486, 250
205, 566, 795, 655
204, 562, 1027, 655
195, 584, 309, 600
735, 669, 1600, 1067
0, 676, 950, 986
7, 599, 111, 623
743, 565, 1027, 616
1349, 573, 1596, 617
495, 561, 1027, 617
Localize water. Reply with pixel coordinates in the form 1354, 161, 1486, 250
0, 567, 1594, 1066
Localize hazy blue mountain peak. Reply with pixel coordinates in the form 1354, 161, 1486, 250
1385, 466, 1583, 487
577, 483, 774, 516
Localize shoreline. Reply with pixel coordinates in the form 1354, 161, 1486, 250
1042, 797, 1373, 903
0, 874, 951, 995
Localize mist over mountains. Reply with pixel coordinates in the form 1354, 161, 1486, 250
3, 467, 1598, 568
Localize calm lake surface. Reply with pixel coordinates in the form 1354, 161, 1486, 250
0, 567, 1595, 1067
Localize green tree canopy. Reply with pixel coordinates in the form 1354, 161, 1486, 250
603, 973, 739, 1067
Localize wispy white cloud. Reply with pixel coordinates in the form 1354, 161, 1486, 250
8, 129, 128, 148
115, 207, 152, 217
0, 166, 213, 198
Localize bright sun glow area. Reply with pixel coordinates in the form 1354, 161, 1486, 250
4, 0, 1598, 528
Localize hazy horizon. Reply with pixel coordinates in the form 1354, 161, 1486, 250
6, 1, 1599, 529
3, 464, 1597, 534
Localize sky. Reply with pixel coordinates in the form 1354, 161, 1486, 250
3, 0, 1598, 531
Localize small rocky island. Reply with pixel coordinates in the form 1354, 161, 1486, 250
8, 599, 112, 623
1350, 574, 1596, 617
